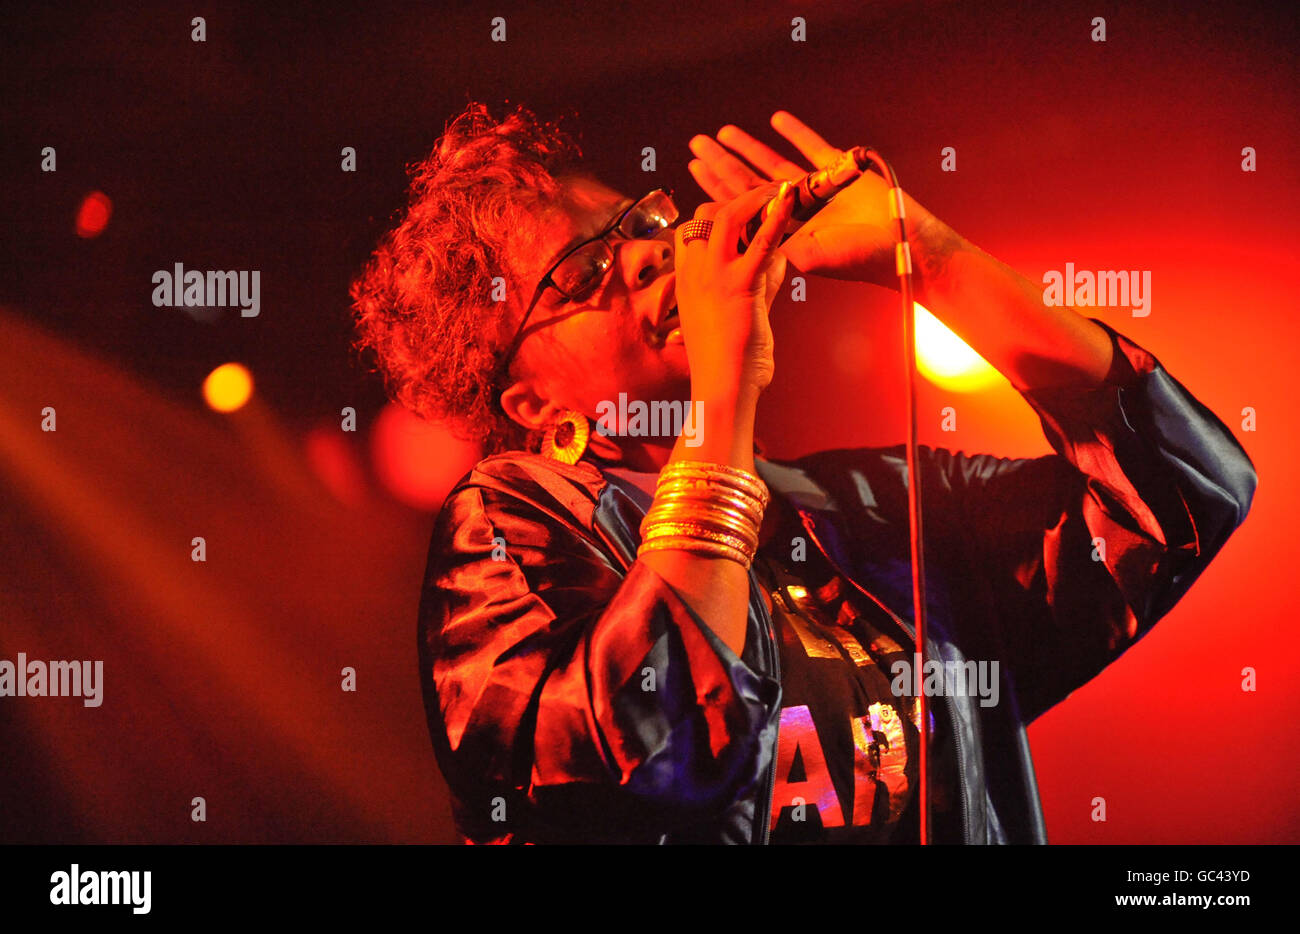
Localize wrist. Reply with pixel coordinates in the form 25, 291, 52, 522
677, 382, 760, 472
691, 373, 764, 409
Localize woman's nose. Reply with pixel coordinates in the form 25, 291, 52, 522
631, 240, 673, 286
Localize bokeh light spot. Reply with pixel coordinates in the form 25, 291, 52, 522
75, 191, 113, 238
370, 403, 481, 510
203, 363, 254, 413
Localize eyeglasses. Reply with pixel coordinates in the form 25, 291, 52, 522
494, 189, 679, 384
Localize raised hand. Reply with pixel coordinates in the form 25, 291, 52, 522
687, 111, 934, 289
674, 181, 796, 397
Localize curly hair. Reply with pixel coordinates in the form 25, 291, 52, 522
350, 102, 584, 455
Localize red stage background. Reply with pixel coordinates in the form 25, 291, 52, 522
1, 0, 1296, 843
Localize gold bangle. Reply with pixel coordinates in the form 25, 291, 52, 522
643, 524, 758, 559
657, 470, 769, 508
642, 504, 760, 551
647, 486, 759, 522
657, 461, 769, 507
640, 525, 757, 566
640, 519, 757, 553
641, 495, 763, 540
649, 486, 765, 527
637, 535, 754, 568
638, 461, 769, 570
638, 537, 751, 567
652, 477, 766, 519
653, 473, 766, 502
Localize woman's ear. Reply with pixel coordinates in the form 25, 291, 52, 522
498, 379, 564, 433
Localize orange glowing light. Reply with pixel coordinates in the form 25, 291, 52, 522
914, 303, 1001, 392
203, 363, 254, 412
370, 403, 481, 510
75, 191, 113, 238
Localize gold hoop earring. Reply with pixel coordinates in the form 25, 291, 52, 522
541, 410, 590, 465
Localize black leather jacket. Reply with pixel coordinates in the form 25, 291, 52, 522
417, 321, 1256, 843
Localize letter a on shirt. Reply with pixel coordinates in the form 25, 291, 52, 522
770, 704, 846, 829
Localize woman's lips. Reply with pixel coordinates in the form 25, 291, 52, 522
656, 306, 681, 345
651, 273, 678, 345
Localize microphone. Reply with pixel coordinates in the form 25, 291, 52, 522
737, 145, 874, 252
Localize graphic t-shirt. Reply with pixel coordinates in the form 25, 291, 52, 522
753, 505, 962, 844
603, 462, 961, 844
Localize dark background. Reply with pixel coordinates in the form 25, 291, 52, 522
1, 0, 1296, 843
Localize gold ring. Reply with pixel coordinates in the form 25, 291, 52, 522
680, 219, 713, 245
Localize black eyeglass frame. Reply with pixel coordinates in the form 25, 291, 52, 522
493, 189, 678, 394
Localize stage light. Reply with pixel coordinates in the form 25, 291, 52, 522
75, 191, 112, 238
914, 303, 1000, 392
370, 403, 481, 510
203, 363, 254, 412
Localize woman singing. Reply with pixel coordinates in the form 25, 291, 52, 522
350, 103, 1255, 844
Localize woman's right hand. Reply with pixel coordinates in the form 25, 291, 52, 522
673, 180, 798, 397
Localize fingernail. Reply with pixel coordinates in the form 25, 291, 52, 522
778, 180, 793, 202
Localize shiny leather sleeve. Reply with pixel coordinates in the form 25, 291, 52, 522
928, 320, 1257, 722
418, 463, 781, 843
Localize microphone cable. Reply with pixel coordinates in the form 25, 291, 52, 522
867, 147, 931, 845
846, 147, 933, 845
743, 146, 933, 843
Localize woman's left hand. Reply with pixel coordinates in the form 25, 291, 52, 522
687, 111, 938, 290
